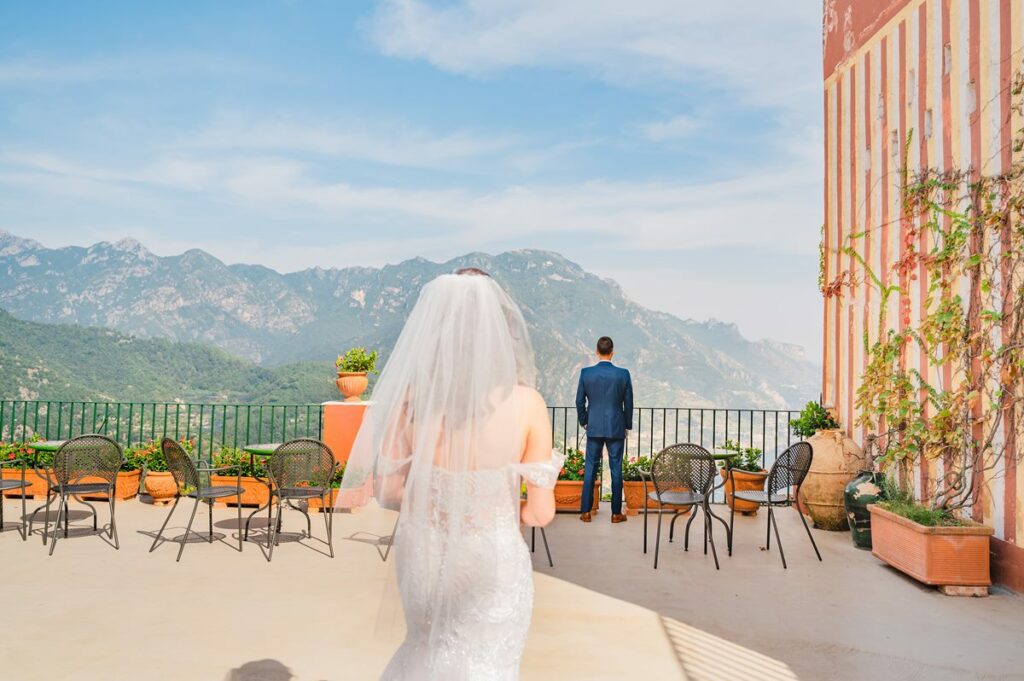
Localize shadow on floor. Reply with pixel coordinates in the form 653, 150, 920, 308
224, 659, 294, 681
661, 616, 799, 681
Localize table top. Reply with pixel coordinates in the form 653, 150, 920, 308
26, 440, 66, 453
242, 443, 281, 456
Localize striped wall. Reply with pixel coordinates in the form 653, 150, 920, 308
821, 0, 1023, 583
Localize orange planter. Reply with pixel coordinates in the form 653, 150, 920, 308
721, 468, 768, 515
869, 504, 993, 588
307, 489, 337, 513
1, 468, 52, 498
81, 470, 141, 501
336, 372, 369, 402
143, 471, 178, 505
210, 475, 271, 507
554, 480, 599, 513
623, 481, 692, 517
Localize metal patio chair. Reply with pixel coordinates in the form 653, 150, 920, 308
646, 444, 724, 570
149, 438, 244, 562
0, 455, 29, 540
257, 438, 338, 562
28, 435, 124, 556
727, 441, 821, 569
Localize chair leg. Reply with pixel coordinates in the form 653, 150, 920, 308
766, 504, 772, 550
540, 527, 553, 568
728, 498, 736, 556
267, 502, 284, 562
177, 498, 201, 563
20, 491, 27, 541
654, 507, 664, 569
48, 494, 67, 556
770, 506, 787, 569
208, 501, 214, 543
669, 511, 685, 543
323, 495, 334, 558
643, 499, 649, 554
683, 507, 697, 551
237, 498, 243, 552
40, 492, 53, 545
705, 506, 720, 570
63, 498, 69, 538
530, 525, 536, 552
109, 494, 119, 550
150, 496, 180, 552
703, 507, 708, 555
797, 504, 822, 561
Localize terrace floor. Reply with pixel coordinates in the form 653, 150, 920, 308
0, 497, 1021, 681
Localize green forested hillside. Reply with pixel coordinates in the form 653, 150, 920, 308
0, 309, 336, 403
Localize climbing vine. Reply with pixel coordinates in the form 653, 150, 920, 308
840, 123, 1024, 513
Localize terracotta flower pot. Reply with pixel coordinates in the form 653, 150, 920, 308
1, 468, 52, 498
869, 504, 993, 592
144, 471, 178, 505
554, 480, 599, 513
210, 475, 271, 507
622, 480, 691, 516
336, 372, 369, 402
81, 470, 142, 501
306, 488, 337, 513
802, 429, 865, 531
720, 468, 768, 515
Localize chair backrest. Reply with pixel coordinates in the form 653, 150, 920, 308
651, 443, 717, 498
767, 442, 814, 497
53, 435, 124, 486
161, 438, 206, 492
265, 439, 336, 490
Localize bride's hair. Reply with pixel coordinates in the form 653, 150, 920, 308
455, 267, 489, 277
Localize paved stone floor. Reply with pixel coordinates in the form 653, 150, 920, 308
0, 496, 1022, 680
536, 505, 1024, 681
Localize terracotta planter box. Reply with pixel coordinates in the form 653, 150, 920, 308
554, 480, 599, 513
81, 470, 141, 501
869, 504, 993, 590
143, 471, 178, 505
1, 468, 52, 499
622, 480, 692, 517
210, 475, 272, 507
720, 468, 768, 515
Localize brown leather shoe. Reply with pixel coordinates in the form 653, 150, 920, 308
611, 514, 627, 524
579, 512, 592, 523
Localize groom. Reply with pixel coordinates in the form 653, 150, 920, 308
575, 336, 633, 523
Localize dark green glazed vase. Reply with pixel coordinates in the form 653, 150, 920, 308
843, 471, 885, 550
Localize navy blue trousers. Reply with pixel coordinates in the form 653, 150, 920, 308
580, 437, 624, 515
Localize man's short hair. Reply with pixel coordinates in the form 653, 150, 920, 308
596, 336, 614, 356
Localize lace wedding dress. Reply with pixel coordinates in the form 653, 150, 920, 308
337, 271, 557, 681
381, 454, 563, 680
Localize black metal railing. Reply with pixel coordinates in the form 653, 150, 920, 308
0, 400, 801, 479
0, 400, 323, 460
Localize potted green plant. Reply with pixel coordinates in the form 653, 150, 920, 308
718, 439, 768, 515
138, 439, 194, 505
553, 448, 598, 513
791, 402, 864, 530
0, 437, 50, 499
209, 447, 272, 508
335, 347, 378, 402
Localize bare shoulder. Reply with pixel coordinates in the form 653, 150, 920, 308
514, 385, 548, 414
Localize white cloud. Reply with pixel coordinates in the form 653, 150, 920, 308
366, 0, 821, 111
640, 114, 702, 141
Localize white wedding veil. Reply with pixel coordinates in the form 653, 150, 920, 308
335, 270, 539, 644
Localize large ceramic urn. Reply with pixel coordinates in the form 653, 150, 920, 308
800, 429, 864, 531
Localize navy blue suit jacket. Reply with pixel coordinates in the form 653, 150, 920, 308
575, 361, 633, 439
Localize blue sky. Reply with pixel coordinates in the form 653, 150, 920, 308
0, 1, 824, 352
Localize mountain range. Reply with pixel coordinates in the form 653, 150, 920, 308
0, 230, 819, 407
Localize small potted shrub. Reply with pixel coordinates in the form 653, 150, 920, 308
718, 440, 768, 515
553, 448, 599, 513
0, 437, 51, 499
790, 402, 864, 530
306, 464, 346, 512
210, 447, 272, 507
335, 347, 378, 402
622, 455, 691, 516
138, 439, 193, 505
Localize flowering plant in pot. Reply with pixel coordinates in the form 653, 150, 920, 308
335, 347, 378, 402
554, 448, 598, 513
210, 447, 272, 507
718, 439, 767, 515
0, 437, 48, 499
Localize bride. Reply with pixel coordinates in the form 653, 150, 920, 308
338, 267, 563, 680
